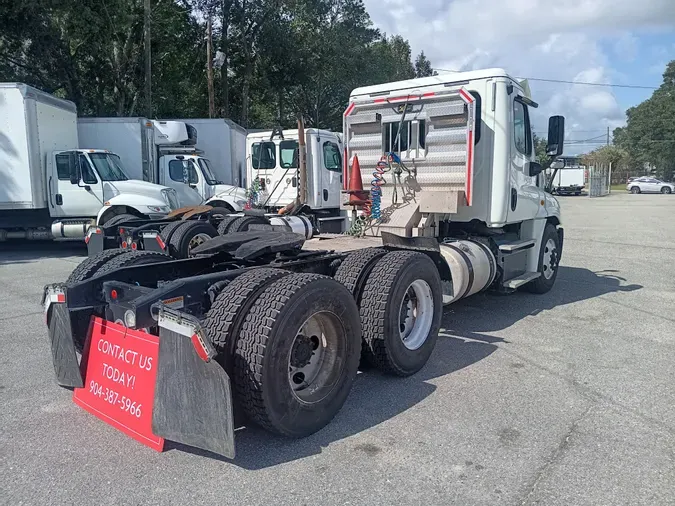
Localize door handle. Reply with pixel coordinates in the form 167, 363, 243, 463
56, 194, 63, 206
48, 177, 54, 207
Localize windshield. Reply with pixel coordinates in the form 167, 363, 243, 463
198, 158, 220, 185
89, 153, 129, 181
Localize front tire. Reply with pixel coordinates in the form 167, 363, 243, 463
525, 224, 561, 294
233, 274, 361, 437
661, 187, 672, 194
359, 251, 442, 377
630, 186, 641, 194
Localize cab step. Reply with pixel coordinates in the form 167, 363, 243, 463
498, 239, 536, 253
503, 271, 540, 289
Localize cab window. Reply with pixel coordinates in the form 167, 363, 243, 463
252, 142, 276, 169
279, 140, 299, 169
323, 142, 342, 172
169, 160, 198, 184
79, 155, 98, 184
513, 100, 532, 156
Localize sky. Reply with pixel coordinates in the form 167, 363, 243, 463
362, 0, 675, 155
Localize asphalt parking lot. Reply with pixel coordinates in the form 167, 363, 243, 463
1, 192, 674, 505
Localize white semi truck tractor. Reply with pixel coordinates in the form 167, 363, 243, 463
44, 68, 566, 459
0, 83, 190, 241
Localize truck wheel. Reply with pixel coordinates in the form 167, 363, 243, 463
67, 249, 128, 284
217, 216, 241, 235
168, 221, 218, 258
228, 215, 268, 233
234, 274, 361, 437
360, 251, 442, 377
101, 213, 138, 227
204, 268, 291, 371
157, 220, 185, 247
97, 250, 172, 277
207, 206, 232, 223
333, 248, 387, 368
525, 224, 561, 294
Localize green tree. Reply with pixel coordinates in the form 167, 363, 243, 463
613, 61, 675, 181
414, 51, 435, 78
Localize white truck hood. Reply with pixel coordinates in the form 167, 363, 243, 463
212, 184, 248, 201
105, 179, 203, 208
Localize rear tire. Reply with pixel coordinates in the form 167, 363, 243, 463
204, 268, 291, 371
630, 186, 641, 194
360, 251, 442, 376
67, 249, 128, 284
233, 274, 361, 437
228, 215, 269, 233
333, 248, 386, 368
168, 221, 218, 258
217, 215, 241, 235
102, 213, 138, 227
207, 206, 233, 224
525, 224, 561, 294
96, 250, 172, 277
661, 187, 672, 194
157, 220, 184, 247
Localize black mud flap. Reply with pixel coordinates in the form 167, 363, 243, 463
48, 303, 84, 388
152, 327, 236, 459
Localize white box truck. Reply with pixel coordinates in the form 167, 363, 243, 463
0, 83, 192, 241
548, 165, 586, 195
78, 118, 248, 212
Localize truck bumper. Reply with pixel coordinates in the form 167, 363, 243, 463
44, 288, 236, 459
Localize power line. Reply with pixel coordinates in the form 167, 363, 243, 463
432, 69, 659, 90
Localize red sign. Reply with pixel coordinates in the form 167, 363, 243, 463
73, 317, 165, 452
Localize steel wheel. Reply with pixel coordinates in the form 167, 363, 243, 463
288, 311, 346, 404
542, 238, 558, 280
188, 232, 212, 254
398, 279, 434, 351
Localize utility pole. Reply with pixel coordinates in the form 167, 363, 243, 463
206, 15, 215, 118
144, 0, 152, 118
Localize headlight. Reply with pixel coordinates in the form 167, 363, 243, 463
147, 205, 170, 213
161, 189, 179, 210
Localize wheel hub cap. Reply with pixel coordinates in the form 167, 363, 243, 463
398, 279, 434, 351
542, 238, 558, 280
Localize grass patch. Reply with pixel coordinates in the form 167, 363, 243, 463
611, 184, 627, 191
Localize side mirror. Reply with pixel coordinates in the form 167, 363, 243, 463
546, 116, 565, 157
68, 152, 81, 185
527, 161, 543, 177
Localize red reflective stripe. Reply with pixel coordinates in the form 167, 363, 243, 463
466, 129, 473, 205
191, 334, 210, 362
459, 88, 474, 103
343, 148, 348, 190
56, 294, 65, 303
156, 234, 166, 251
373, 92, 435, 104
343, 102, 355, 117
85, 236, 90, 244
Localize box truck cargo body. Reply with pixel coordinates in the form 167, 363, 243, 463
0, 83, 188, 241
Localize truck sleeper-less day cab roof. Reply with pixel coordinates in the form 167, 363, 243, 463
344, 68, 559, 233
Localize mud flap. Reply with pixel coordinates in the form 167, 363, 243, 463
152, 327, 236, 459
48, 303, 84, 388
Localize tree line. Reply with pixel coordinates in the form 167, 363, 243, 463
0, 0, 435, 131
583, 61, 675, 182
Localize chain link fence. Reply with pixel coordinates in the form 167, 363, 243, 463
588, 163, 612, 197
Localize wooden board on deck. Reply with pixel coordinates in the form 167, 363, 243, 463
303, 234, 384, 253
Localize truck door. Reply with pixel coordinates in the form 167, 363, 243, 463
508, 97, 540, 222
50, 152, 105, 218
320, 138, 343, 209
163, 157, 201, 196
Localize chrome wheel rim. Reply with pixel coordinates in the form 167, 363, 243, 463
188, 233, 212, 253
542, 238, 558, 280
288, 311, 345, 404
398, 279, 434, 350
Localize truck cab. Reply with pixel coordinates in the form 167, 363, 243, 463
247, 129, 344, 212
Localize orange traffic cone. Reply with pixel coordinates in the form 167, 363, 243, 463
348, 154, 368, 205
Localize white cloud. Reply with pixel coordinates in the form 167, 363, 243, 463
363, 0, 675, 154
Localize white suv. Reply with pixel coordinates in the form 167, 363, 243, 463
627, 177, 674, 194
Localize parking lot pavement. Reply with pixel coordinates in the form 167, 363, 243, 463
1, 192, 674, 506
